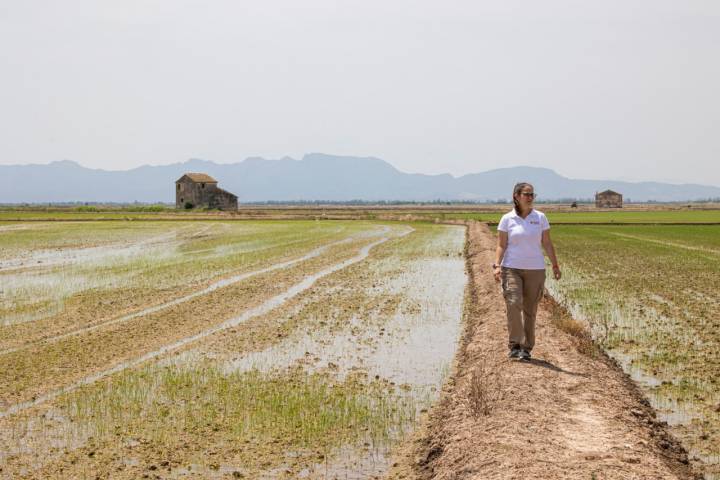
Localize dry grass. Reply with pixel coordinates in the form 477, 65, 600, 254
467, 356, 505, 417
546, 298, 600, 357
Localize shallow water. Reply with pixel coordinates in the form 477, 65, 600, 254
546, 269, 720, 477
216, 232, 465, 384
193, 225, 468, 478
0, 232, 367, 355
0, 224, 467, 479
0, 226, 404, 419
0, 225, 199, 271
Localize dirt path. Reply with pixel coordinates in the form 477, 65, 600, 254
387, 222, 698, 480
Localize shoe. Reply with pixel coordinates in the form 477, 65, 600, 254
508, 347, 521, 359
519, 349, 531, 361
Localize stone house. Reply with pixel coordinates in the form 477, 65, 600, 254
175, 173, 238, 210
595, 189, 623, 208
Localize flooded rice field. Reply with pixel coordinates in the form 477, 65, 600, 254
546, 224, 720, 479
0, 220, 467, 479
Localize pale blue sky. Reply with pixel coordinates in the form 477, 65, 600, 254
1, 0, 719, 186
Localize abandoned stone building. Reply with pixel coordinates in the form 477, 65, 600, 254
175, 173, 238, 210
595, 189, 623, 208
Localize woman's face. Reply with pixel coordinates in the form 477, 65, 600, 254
515, 186, 535, 207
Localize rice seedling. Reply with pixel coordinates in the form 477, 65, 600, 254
546, 224, 720, 477
59, 362, 417, 448
0, 221, 370, 346
0, 222, 465, 478
0, 234, 392, 406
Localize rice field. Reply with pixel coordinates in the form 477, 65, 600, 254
0, 220, 466, 478
2, 205, 720, 224
425, 209, 720, 224
546, 224, 720, 479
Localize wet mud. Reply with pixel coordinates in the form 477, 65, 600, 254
0, 222, 468, 479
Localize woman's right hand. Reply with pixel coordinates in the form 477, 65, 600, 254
493, 266, 502, 283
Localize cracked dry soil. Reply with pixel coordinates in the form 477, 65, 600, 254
386, 222, 698, 480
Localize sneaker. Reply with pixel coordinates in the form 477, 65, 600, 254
519, 349, 531, 361
508, 347, 521, 359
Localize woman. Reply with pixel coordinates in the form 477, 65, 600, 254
493, 182, 561, 360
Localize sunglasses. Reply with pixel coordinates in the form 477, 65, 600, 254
520, 192, 536, 198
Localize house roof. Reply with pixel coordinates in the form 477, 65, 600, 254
217, 188, 238, 200
177, 173, 218, 183
597, 189, 622, 196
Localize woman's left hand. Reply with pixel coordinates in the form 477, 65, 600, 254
552, 264, 561, 280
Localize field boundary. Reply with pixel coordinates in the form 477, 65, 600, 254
3, 216, 719, 225
386, 221, 698, 480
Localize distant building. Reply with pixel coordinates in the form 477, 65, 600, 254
175, 173, 238, 210
595, 189, 623, 208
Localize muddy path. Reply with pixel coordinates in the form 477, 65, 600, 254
387, 222, 698, 480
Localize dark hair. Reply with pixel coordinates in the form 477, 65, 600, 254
512, 182, 534, 214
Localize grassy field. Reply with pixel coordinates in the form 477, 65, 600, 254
421, 209, 720, 224
2, 204, 720, 223
0, 220, 466, 478
546, 224, 720, 477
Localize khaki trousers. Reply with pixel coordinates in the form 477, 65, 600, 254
501, 267, 546, 351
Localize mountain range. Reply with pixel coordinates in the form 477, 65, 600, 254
1, 153, 719, 203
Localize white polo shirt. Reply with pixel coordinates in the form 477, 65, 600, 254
497, 209, 550, 270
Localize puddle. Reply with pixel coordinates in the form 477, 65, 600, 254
612, 352, 663, 388
0, 405, 93, 471
165, 450, 388, 480
220, 256, 465, 388
298, 444, 388, 480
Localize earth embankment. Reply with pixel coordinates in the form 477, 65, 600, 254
387, 221, 697, 480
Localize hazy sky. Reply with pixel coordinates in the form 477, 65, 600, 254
1, 1, 719, 186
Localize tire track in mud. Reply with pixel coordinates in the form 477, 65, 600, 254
0, 223, 207, 272
0, 226, 412, 419
606, 231, 720, 255
0, 234, 365, 356
0, 224, 350, 345
0, 224, 42, 233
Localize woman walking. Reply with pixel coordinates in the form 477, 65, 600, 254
493, 182, 561, 360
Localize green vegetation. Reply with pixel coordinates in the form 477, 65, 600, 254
0, 221, 464, 478
0, 235, 385, 404
2, 206, 719, 223
547, 224, 720, 474
0, 221, 368, 330
419, 209, 720, 224
58, 363, 417, 474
